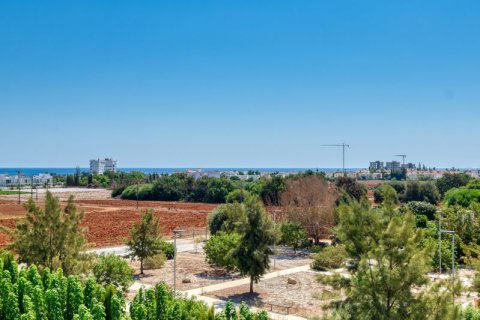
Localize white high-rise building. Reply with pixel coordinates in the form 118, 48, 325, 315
90, 158, 117, 174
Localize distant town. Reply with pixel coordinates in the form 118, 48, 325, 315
1, 156, 480, 189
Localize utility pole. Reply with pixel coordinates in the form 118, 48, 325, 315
173, 228, 185, 296
438, 210, 442, 275
321, 143, 350, 176
17, 170, 21, 204
136, 181, 139, 209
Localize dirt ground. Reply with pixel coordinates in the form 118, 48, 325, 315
0, 188, 218, 248
130, 248, 313, 292
206, 271, 330, 318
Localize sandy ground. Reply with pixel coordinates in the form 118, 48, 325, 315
129, 247, 313, 293
0, 187, 112, 201
205, 271, 329, 318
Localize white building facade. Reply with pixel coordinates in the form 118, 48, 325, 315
90, 158, 117, 174
0, 173, 52, 187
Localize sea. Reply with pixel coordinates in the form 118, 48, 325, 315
0, 168, 362, 176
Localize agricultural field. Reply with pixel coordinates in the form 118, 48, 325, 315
0, 188, 218, 248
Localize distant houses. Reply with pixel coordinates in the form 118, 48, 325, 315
0, 173, 53, 188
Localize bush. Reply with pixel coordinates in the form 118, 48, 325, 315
436, 173, 471, 196
208, 206, 229, 235
311, 245, 347, 271
402, 181, 440, 204
279, 221, 309, 252
415, 215, 428, 228
444, 188, 480, 207
159, 241, 175, 259
204, 232, 240, 271
225, 189, 252, 203
120, 183, 154, 200
406, 201, 437, 220
143, 253, 167, 269
335, 177, 367, 202
93, 254, 134, 292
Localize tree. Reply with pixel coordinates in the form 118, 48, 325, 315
93, 255, 134, 292
234, 196, 275, 293
8, 191, 85, 274
280, 175, 338, 244
402, 181, 440, 204
279, 221, 308, 253
126, 210, 162, 274
436, 173, 472, 196
405, 201, 437, 220
335, 177, 367, 202
322, 189, 460, 319
260, 175, 285, 205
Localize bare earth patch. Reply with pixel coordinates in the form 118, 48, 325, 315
205, 272, 330, 318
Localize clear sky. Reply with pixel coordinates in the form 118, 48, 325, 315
1, 1, 479, 168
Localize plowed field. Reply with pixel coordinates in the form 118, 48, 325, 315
0, 198, 218, 248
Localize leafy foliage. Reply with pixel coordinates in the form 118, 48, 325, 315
0, 255, 126, 320
278, 221, 309, 252
8, 192, 86, 274
335, 177, 367, 202
436, 173, 472, 196
324, 191, 460, 319
126, 210, 163, 274
311, 245, 347, 271
93, 255, 134, 292
405, 201, 437, 220
204, 232, 240, 271
129, 283, 267, 320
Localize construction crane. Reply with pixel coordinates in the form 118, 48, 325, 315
321, 143, 350, 176
396, 154, 407, 165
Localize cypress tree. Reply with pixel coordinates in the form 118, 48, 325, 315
45, 289, 62, 320
65, 276, 83, 320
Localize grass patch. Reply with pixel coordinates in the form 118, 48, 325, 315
312, 289, 341, 301
0, 190, 29, 195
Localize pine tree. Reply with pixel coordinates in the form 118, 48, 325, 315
327, 188, 460, 319
234, 196, 275, 293
126, 210, 162, 274
10, 192, 85, 274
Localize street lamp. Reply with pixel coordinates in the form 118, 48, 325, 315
173, 228, 185, 296
272, 209, 281, 271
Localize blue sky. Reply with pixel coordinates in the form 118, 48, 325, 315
1, 1, 479, 168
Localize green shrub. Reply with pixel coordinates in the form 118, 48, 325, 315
204, 232, 240, 271
444, 188, 480, 207
402, 181, 440, 204
225, 189, 252, 203
415, 215, 428, 228
406, 201, 437, 220
159, 241, 175, 260
143, 253, 167, 270
311, 245, 347, 271
93, 254, 134, 292
279, 221, 309, 252
120, 183, 154, 200
208, 206, 229, 235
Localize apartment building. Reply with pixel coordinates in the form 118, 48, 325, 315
90, 158, 117, 174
